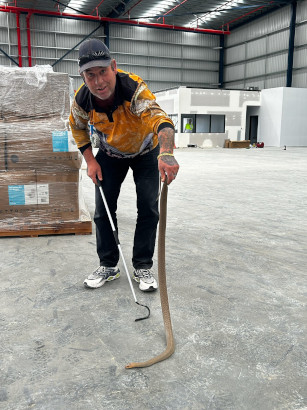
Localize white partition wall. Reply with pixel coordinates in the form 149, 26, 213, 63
259, 87, 307, 147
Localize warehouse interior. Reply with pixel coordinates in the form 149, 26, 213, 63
0, 1, 306, 409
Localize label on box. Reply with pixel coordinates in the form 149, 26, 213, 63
8, 185, 26, 205
52, 130, 77, 152
52, 131, 69, 152
37, 184, 49, 204
24, 185, 38, 205
8, 184, 49, 205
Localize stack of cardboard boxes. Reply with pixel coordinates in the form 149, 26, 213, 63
0, 66, 90, 234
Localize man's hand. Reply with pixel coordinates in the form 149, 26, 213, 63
83, 146, 103, 185
158, 155, 179, 184
158, 127, 179, 184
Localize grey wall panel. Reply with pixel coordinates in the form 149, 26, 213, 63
119, 64, 148, 79
182, 70, 218, 84
292, 70, 307, 88
295, 23, 307, 47
110, 38, 148, 55
266, 53, 288, 74
148, 42, 182, 59
245, 59, 265, 78
149, 67, 181, 82
224, 65, 245, 82
267, 31, 289, 53
113, 53, 148, 67
246, 38, 267, 60
182, 59, 218, 71
189, 47, 218, 61
293, 48, 307, 69
296, 0, 307, 23
225, 44, 245, 65
265, 74, 286, 88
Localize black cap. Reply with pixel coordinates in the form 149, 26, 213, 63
78, 38, 111, 73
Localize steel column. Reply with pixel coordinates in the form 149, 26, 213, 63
287, 1, 297, 87
16, 12, 22, 66
104, 22, 109, 48
218, 34, 224, 89
26, 12, 32, 67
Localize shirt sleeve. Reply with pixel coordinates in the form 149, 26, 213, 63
130, 82, 174, 135
69, 98, 91, 152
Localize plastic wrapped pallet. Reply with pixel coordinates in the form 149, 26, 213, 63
0, 65, 91, 237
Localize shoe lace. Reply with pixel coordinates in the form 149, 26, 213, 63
95, 266, 111, 279
136, 269, 152, 279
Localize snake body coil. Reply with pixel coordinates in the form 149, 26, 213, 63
125, 179, 175, 369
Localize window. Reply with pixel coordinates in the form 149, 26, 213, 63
181, 114, 225, 133
181, 115, 195, 133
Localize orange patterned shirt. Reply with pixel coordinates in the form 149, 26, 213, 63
69, 69, 174, 158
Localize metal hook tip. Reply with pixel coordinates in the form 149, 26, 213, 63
135, 301, 150, 321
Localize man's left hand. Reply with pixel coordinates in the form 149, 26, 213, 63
158, 155, 179, 185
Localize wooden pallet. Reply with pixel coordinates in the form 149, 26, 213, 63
0, 219, 92, 238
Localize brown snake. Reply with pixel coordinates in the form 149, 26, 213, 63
125, 178, 175, 369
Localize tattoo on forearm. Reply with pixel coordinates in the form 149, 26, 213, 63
158, 127, 175, 153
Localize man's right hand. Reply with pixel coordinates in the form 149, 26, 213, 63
87, 158, 103, 185
83, 147, 103, 185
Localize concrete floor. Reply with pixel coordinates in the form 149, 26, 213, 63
0, 147, 306, 410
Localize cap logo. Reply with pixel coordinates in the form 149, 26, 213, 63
92, 51, 106, 57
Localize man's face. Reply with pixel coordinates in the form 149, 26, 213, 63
82, 60, 117, 100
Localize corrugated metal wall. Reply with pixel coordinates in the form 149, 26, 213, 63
1, 1, 307, 92
0, 13, 105, 90
224, 5, 292, 90
224, 0, 307, 90
0, 13, 220, 92
108, 25, 219, 92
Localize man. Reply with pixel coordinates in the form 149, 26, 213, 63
69, 38, 179, 292
185, 118, 193, 133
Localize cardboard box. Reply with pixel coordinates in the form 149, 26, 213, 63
228, 140, 250, 148
1, 148, 82, 171
0, 170, 80, 223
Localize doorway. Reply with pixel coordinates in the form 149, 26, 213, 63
249, 116, 258, 145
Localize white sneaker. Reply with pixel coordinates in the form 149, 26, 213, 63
84, 266, 120, 289
133, 269, 158, 292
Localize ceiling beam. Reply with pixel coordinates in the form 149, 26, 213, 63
0, 5, 230, 34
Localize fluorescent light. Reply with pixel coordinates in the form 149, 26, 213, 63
187, 0, 244, 28
64, 0, 87, 14
139, 0, 178, 20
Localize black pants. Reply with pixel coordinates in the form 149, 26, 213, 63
94, 145, 160, 269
